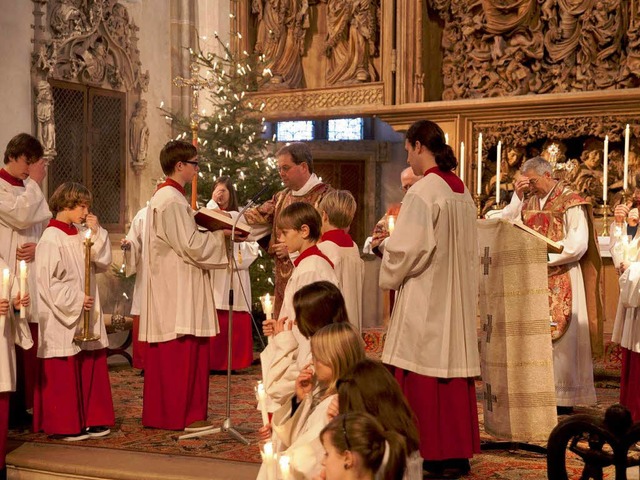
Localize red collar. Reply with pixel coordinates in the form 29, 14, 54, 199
293, 245, 334, 269
320, 229, 354, 248
0, 168, 25, 187
47, 219, 78, 235
156, 178, 186, 196
424, 166, 464, 194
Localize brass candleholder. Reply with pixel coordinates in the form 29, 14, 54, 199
75, 232, 100, 342
473, 193, 483, 219
601, 202, 610, 236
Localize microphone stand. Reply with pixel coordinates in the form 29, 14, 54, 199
179, 196, 262, 443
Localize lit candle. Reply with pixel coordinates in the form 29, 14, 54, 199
387, 215, 396, 235
444, 133, 449, 145
261, 293, 273, 320
261, 441, 276, 480
459, 141, 465, 183
1, 268, 9, 328
624, 124, 630, 191
279, 455, 291, 480
19, 260, 27, 319
476, 133, 483, 195
603, 135, 609, 203
256, 381, 269, 426
496, 141, 502, 205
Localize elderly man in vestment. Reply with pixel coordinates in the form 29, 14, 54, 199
501, 156, 600, 413
379, 120, 480, 478
139, 141, 230, 431
244, 142, 332, 318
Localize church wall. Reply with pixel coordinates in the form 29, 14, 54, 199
0, 1, 39, 150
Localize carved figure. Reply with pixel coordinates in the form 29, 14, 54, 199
51, 0, 87, 37
571, 139, 605, 202
35, 81, 56, 158
107, 3, 131, 46
81, 40, 108, 83
129, 100, 149, 164
325, 0, 378, 85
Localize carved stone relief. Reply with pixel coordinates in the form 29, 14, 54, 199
429, 1, 640, 100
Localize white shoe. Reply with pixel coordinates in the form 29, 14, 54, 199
86, 426, 111, 438
62, 432, 90, 442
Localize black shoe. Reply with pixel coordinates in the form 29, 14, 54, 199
557, 406, 574, 415
1, 466, 7, 480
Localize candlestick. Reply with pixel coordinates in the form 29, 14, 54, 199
19, 260, 27, 319
624, 124, 630, 191
256, 381, 270, 426
1, 268, 9, 329
75, 230, 99, 342
603, 135, 609, 203
279, 455, 291, 480
459, 141, 465, 183
476, 133, 483, 195
496, 141, 502, 205
473, 193, 482, 219
387, 215, 396, 235
601, 202, 609, 236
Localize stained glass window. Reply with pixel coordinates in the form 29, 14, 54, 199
276, 121, 314, 141
328, 118, 363, 141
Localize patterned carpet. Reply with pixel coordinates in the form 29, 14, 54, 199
6, 339, 628, 478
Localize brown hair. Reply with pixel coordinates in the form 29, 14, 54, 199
276, 202, 322, 241
406, 120, 457, 172
318, 190, 356, 230
277, 142, 313, 173
293, 281, 348, 338
320, 413, 408, 480
160, 140, 197, 175
4, 133, 44, 165
49, 182, 92, 216
212, 175, 239, 211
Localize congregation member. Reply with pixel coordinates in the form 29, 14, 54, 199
0, 258, 31, 478
260, 203, 338, 412
244, 142, 333, 318
33, 182, 114, 441
379, 120, 480, 478
139, 140, 232, 431
206, 176, 260, 372
502, 156, 599, 413
0, 133, 50, 426
317, 189, 364, 331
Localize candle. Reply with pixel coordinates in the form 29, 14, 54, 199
19, 260, 27, 319
257, 381, 269, 426
476, 133, 483, 195
459, 141, 465, 183
387, 215, 396, 235
444, 133, 449, 145
496, 141, 502, 205
279, 455, 291, 480
603, 135, 609, 203
261, 441, 276, 480
624, 124, 630, 191
261, 293, 273, 320
80, 230, 93, 340
1, 268, 9, 328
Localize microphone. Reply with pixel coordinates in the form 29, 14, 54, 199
248, 184, 270, 206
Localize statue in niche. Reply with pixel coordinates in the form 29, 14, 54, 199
81, 40, 108, 84
324, 0, 378, 85
252, 0, 310, 89
106, 3, 131, 47
571, 139, 605, 203
129, 100, 149, 164
35, 81, 56, 159
51, 0, 88, 38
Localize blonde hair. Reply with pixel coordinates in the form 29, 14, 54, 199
318, 190, 357, 229
310, 323, 365, 394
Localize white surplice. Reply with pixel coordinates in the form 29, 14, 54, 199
379, 174, 480, 378
0, 257, 33, 393
502, 191, 597, 406
35, 224, 112, 358
317, 240, 364, 331
124, 206, 147, 316
139, 185, 228, 343
613, 262, 640, 353
0, 175, 52, 322
260, 253, 338, 412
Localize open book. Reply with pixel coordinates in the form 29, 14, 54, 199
513, 222, 564, 254
194, 208, 251, 236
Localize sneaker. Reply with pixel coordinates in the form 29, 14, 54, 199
61, 432, 90, 442
86, 426, 111, 438
184, 420, 213, 432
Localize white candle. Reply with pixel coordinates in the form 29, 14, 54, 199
603, 135, 609, 203
257, 382, 269, 426
459, 141, 465, 183
1, 268, 9, 328
19, 260, 27, 319
261, 441, 276, 480
262, 293, 273, 320
444, 133, 449, 145
279, 455, 291, 480
624, 124, 630, 191
387, 215, 396, 235
496, 141, 502, 205
476, 134, 483, 195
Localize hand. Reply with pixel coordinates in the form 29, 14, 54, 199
0, 299, 8, 316
619, 261, 631, 274
14, 292, 30, 310
16, 242, 37, 263
513, 176, 530, 200
85, 214, 100, 234
295, 363, 315, 402
84, 295, 95, 310
326, 396, 339, 422
120, 238, 131, 251
272, 242, 289, 260
28, 158, 47, 184
257, 425, 272, 441
614, 203, 631, 223
262, 318, 276, 336
628, 208, 639, 227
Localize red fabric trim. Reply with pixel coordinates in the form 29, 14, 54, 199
0, 168, 24, 187
0, 392, 8, 469
424, 166, 464, 194
47, 219, 79, 236
156, 178, 186, 196
132, 315, 147, 370
320, 229, 354, 248
209, 310, 253, 370
293, 245, 334, 268
621, 348, 640, 422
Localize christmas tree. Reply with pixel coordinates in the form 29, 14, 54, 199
161, 33, 280, 308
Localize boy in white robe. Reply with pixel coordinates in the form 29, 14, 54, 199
0, 133, 50, 425
33, 182, 114, 441
139, 140, 231, 431
260, 202, 338, 413
318, 190, 364, 331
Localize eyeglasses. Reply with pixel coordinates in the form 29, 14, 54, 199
182, 160, 199, 167
342, 415, 351, 451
